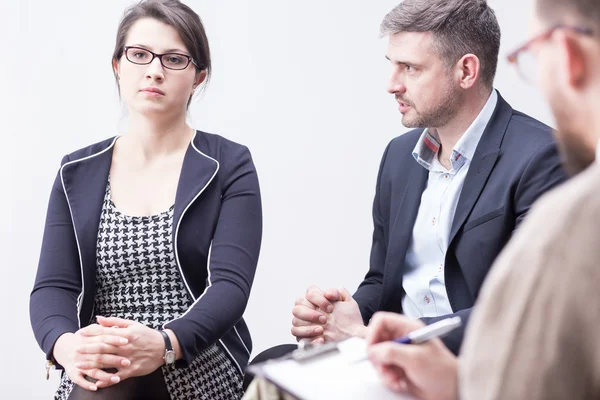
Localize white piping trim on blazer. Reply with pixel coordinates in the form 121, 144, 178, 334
168, 136, 219, 298
59, 137, 119, 328
162, 134, 246, 376
234, 326, 251, 357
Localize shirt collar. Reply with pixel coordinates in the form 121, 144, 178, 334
412, 90, 498, 173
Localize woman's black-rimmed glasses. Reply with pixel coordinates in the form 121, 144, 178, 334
123, 46, 200, 70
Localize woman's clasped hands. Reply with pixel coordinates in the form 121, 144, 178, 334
53, 316, 167, 391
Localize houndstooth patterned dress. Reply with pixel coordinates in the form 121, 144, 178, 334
55, 182, 243, 400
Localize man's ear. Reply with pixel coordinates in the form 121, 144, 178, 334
456, 54, 481, 89
559, 31, 587, 89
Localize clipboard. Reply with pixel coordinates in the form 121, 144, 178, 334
247, 337, 416, 400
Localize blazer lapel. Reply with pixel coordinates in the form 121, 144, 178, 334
59, 132, 219, 324
381, 158, 428, 311
60, 139, 115, 324
448, 92, 513, 245
172, 135, 219, 239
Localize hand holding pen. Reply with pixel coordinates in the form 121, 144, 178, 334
366, 312, 461, 400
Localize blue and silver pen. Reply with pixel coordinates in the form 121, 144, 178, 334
393, 316, 462, 344
351, 316, 462, 363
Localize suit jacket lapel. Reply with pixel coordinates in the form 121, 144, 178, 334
448, 92, 513, 245
381, 158, 428, 311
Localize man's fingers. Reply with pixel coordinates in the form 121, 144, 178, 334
305, 285, 324, 294
292, 305, 327, 324
367, 342, 419, 370
380, 367, 405, 393
379, 366, 417, 396
380, 364, 407, 383
366, 313, 396, 345
366, 312, 424, 345
383, 375, 408, 393
323, 288, 342, 302
291, 325, 324, 339
292, 316, 320, 327
294, 296, 317, 309
368, 340, 440, 387
305, 290, 333, 313
337, 287, 354, 302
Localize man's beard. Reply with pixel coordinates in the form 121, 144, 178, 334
550, 95, 596, 176
555, 130, 596, 176
399, 79, 463, 129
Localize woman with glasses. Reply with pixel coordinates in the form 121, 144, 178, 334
29, 1, 262, 399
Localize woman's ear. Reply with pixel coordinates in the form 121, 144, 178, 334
194, 70, 207, 88
112, 59, 120, 79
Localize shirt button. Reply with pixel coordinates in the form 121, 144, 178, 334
439, 264, 443, 272
432, 217, 436, 226
424, 295, 430, 304
444, 174, 449, 179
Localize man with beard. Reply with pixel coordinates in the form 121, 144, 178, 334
364, 0, 600, 398
289, 0, 566, 356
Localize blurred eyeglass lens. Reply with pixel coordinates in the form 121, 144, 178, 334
516, 50, 537, 84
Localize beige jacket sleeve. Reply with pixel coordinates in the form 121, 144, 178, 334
459, 165, 600, 400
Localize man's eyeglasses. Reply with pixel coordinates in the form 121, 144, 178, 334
507, 25, 594, 84
123, 46, 200, 71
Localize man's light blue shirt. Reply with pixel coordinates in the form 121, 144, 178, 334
402, 90, 498, 318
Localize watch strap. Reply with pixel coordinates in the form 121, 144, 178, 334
159, 330, 173, 351
159, 330, 175, 365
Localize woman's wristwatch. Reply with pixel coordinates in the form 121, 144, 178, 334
159, 330, 176, 366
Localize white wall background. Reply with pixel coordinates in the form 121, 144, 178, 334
0, 0, 548, 397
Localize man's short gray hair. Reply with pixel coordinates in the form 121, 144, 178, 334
537, 0, 600, 33
380, 0, 501, 89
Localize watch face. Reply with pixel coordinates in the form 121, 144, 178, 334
165, 350, 176, 365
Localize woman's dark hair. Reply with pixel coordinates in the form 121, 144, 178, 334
112, 0, 211, 99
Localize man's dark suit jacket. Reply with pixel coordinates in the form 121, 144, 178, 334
353, 91, 568, 354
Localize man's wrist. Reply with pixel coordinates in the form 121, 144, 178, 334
352, 324, 368, 339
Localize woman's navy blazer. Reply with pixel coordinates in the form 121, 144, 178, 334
30, 130, 262, 375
